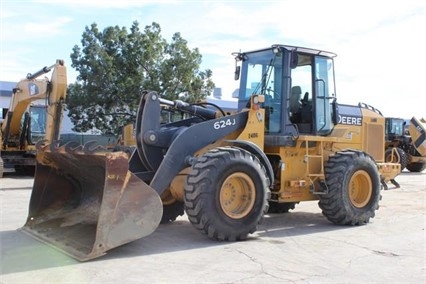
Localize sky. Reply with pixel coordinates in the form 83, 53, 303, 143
0, 0, 425, 119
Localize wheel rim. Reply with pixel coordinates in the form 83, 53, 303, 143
385, 152, 393, 163
220, 172, 256, 219
348, 170, 373, 208
385, 151, 397, 163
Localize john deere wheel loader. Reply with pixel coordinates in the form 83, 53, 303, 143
20, 45, 400, 261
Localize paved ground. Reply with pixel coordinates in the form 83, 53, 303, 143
1, 170, 425, 283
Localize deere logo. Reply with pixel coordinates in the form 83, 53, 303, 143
338, 115, 362, 126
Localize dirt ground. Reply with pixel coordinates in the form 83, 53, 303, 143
0, 170, 425, 283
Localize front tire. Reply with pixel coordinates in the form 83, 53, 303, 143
319, 150, 381, 225
184, 147, 270, 241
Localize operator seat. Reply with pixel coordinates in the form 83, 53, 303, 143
290, 86, 302, 114
290, 86, 303, 124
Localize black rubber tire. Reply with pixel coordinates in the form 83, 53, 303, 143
160, 201, 185, 224
267, 202, 297, 213
385, 148, 408, 171
319, 150, 381, 225
184, 147, 270, 241
406, 162, 426, 173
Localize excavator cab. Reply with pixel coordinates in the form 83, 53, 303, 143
28, 105, 48, 144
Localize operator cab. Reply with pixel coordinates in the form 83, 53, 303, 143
235, 45, 337, 146
28, 105, 48, 143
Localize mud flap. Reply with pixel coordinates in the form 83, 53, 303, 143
19, 141, 163, 261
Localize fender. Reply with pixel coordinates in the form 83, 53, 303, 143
226, 139, 274, 188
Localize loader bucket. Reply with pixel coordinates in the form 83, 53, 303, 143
409, 117, 426, 156
19, 141, 163, 261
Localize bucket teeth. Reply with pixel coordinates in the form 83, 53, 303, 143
37, 141, 108, 155
49, 141, 61, 152
35, 139, 49, 151
83, 140, 107, 154
63, 140, 83, 154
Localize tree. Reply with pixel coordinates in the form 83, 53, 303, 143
67, 21, 215, 134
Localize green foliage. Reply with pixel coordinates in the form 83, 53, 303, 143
67, 21, 215, 134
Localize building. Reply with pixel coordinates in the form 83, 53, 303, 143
0, 81, 16, 119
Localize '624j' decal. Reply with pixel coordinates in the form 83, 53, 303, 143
213, 118, 236, 129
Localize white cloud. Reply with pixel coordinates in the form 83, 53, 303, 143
23, 17, 73, 36
31, 0, 175, 9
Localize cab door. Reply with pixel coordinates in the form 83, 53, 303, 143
314, 56, 336, 135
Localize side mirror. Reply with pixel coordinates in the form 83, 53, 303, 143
290, 52, 298, 69
234, 66, 240, 80
332, 98, 338, 124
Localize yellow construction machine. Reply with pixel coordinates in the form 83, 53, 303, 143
0, 60, 67, 177
20, 45, 400, 261
384, 116, 426, 173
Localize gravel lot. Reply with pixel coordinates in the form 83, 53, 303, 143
1, 170, 425, 283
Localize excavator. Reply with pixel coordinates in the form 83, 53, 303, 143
20, 44, 400, 261
0, 60, 67, 177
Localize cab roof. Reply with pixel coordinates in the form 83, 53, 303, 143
241, 44, 337, 58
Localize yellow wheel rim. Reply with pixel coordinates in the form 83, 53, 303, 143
349, 170, 372, 208
385, 152, 396, 163
220, 172, 256, 219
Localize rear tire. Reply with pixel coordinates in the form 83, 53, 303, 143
406, 162, 426, 173
319, 150, 381, 225
184, 147, 270, 241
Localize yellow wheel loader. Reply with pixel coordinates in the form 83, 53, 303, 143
384, 116, 426, 172
0, 60, 67, 177
20, 45, 400, 261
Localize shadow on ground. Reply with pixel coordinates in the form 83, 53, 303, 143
1, 210, 349, 274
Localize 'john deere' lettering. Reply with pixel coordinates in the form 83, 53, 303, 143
338, 115, 362, 126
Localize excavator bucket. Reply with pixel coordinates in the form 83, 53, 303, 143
19, 141, 163, 261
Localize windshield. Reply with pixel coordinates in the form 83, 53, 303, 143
239, 49, 283, 100
386, 118, 405, 136
29, 105, 47, 143
238, 49, 283, 132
